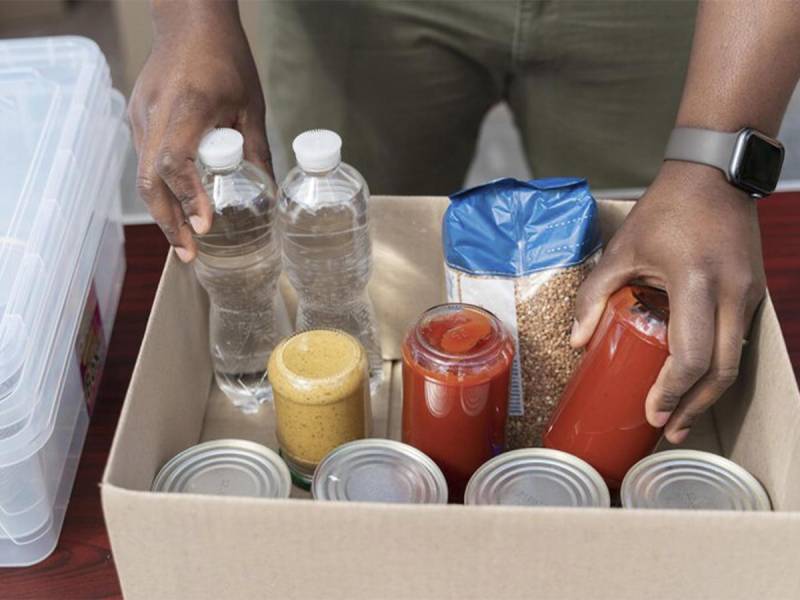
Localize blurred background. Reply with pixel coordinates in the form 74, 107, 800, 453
2, 0, 798, 223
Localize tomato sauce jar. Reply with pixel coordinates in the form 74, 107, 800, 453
402, 304, 515, 502
544, 285, 670, 490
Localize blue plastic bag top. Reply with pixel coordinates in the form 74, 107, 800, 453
443, 177, 601, 277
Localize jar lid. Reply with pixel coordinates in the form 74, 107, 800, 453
312, 439, 448, 504
464, 448, 610, 507
268, 329, 367, 399
405, 303, 514, 374
610, 285, 669, 346
152, 439, 292, 499
621, 450, 771, 511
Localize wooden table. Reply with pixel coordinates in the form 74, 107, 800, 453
0, 194, 798, 599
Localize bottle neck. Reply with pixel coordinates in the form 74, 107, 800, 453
205, 161, 242, 176
301, 161, 341, 177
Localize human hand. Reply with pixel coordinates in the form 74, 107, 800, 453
571, 161, 766, 444
129, 2, 270, 262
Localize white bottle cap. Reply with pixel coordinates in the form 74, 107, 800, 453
292, 129, 342, 173
198, 128, 244, 170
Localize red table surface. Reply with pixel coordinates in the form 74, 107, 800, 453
0, 193, 798, 599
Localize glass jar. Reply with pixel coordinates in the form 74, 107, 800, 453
267, 329, 371, 486
401, 304, 515, 502
544, 285, 670, 489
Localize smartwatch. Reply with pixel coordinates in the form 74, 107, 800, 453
664, 127, 784, 198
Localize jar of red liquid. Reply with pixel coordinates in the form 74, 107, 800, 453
402, 304, 515, 502
544, 285, 669, 490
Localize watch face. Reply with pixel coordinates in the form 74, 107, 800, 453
734, 131, 784, 196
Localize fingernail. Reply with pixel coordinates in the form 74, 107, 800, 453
189, 215, 206, 234
671, 428, 690, 445
569, 319, 580, 345
175, 246, 193, 263
652, 411, 671, 428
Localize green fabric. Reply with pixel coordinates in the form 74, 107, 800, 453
265, 0, 697, 194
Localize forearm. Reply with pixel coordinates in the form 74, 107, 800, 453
676, 0, 800, 136
150, 0, 242, 39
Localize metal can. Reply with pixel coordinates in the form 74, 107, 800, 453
152, 439, 292, 499
464, 448, 610, 507
312, 439, 448, 504
621, 449, 771, 510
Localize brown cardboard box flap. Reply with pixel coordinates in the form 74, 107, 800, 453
102, 484, 800, 599
103, 197, 800, 599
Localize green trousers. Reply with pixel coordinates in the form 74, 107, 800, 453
265, 1, 697, 194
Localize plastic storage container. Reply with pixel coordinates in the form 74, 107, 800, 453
0, 36, 110, 430
0, 36, 127, 566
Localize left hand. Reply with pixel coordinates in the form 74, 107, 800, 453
570, 160, 766, 444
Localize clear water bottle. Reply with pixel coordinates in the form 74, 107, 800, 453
193, 128, 288, 414
278, 130, 382, 385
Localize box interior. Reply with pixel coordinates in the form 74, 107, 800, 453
101, 196, 800, 600
105, 196, 800, 511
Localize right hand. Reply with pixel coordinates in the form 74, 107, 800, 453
129, 3, 271, 262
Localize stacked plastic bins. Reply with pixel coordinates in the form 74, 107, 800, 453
0, 37, 128, 566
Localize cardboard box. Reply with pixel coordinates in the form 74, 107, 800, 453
102, 197, 800, 599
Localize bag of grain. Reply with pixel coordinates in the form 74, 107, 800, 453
443, 177, 601, 448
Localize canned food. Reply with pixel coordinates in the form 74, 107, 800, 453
621, 450, 771, 510
465, 448, 610, 507
268, 329, 371, 486
152, 439, 291, 499
312, 439, 448, 504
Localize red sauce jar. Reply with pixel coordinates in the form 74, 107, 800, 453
402, 304, 515, 502
544, 285, 669, 490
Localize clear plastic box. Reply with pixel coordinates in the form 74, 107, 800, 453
0, 36, 111, 416
0, 92, 127, 452
0, 213, 125, 565
0, 36, 127, 567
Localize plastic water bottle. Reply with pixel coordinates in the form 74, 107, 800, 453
193, 128, 287, 414
278, 130, 382, 385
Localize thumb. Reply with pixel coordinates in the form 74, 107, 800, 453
570, 252, 636, 348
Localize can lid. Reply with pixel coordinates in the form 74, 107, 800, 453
405, 303, 515, 375
152, 439, 292, 499
312, 439, 448, 504
464, 448, 610, 507
621, 450, 771, 511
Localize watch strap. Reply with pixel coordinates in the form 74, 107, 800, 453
664, 127, 738, 175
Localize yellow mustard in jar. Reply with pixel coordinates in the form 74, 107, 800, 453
268, 329, 371, 486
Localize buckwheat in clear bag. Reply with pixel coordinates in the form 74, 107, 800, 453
443, 178, 602, 448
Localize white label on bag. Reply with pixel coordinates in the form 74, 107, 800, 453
445, 266, 524, 416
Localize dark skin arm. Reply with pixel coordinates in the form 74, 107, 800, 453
572, 0, 800, 444
129, 0, 269, 262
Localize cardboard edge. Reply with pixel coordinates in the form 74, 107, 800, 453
760, 294, 800, 399
100, 478, 800, 600
100, 479, 800, 522
101, 248, 174, 487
